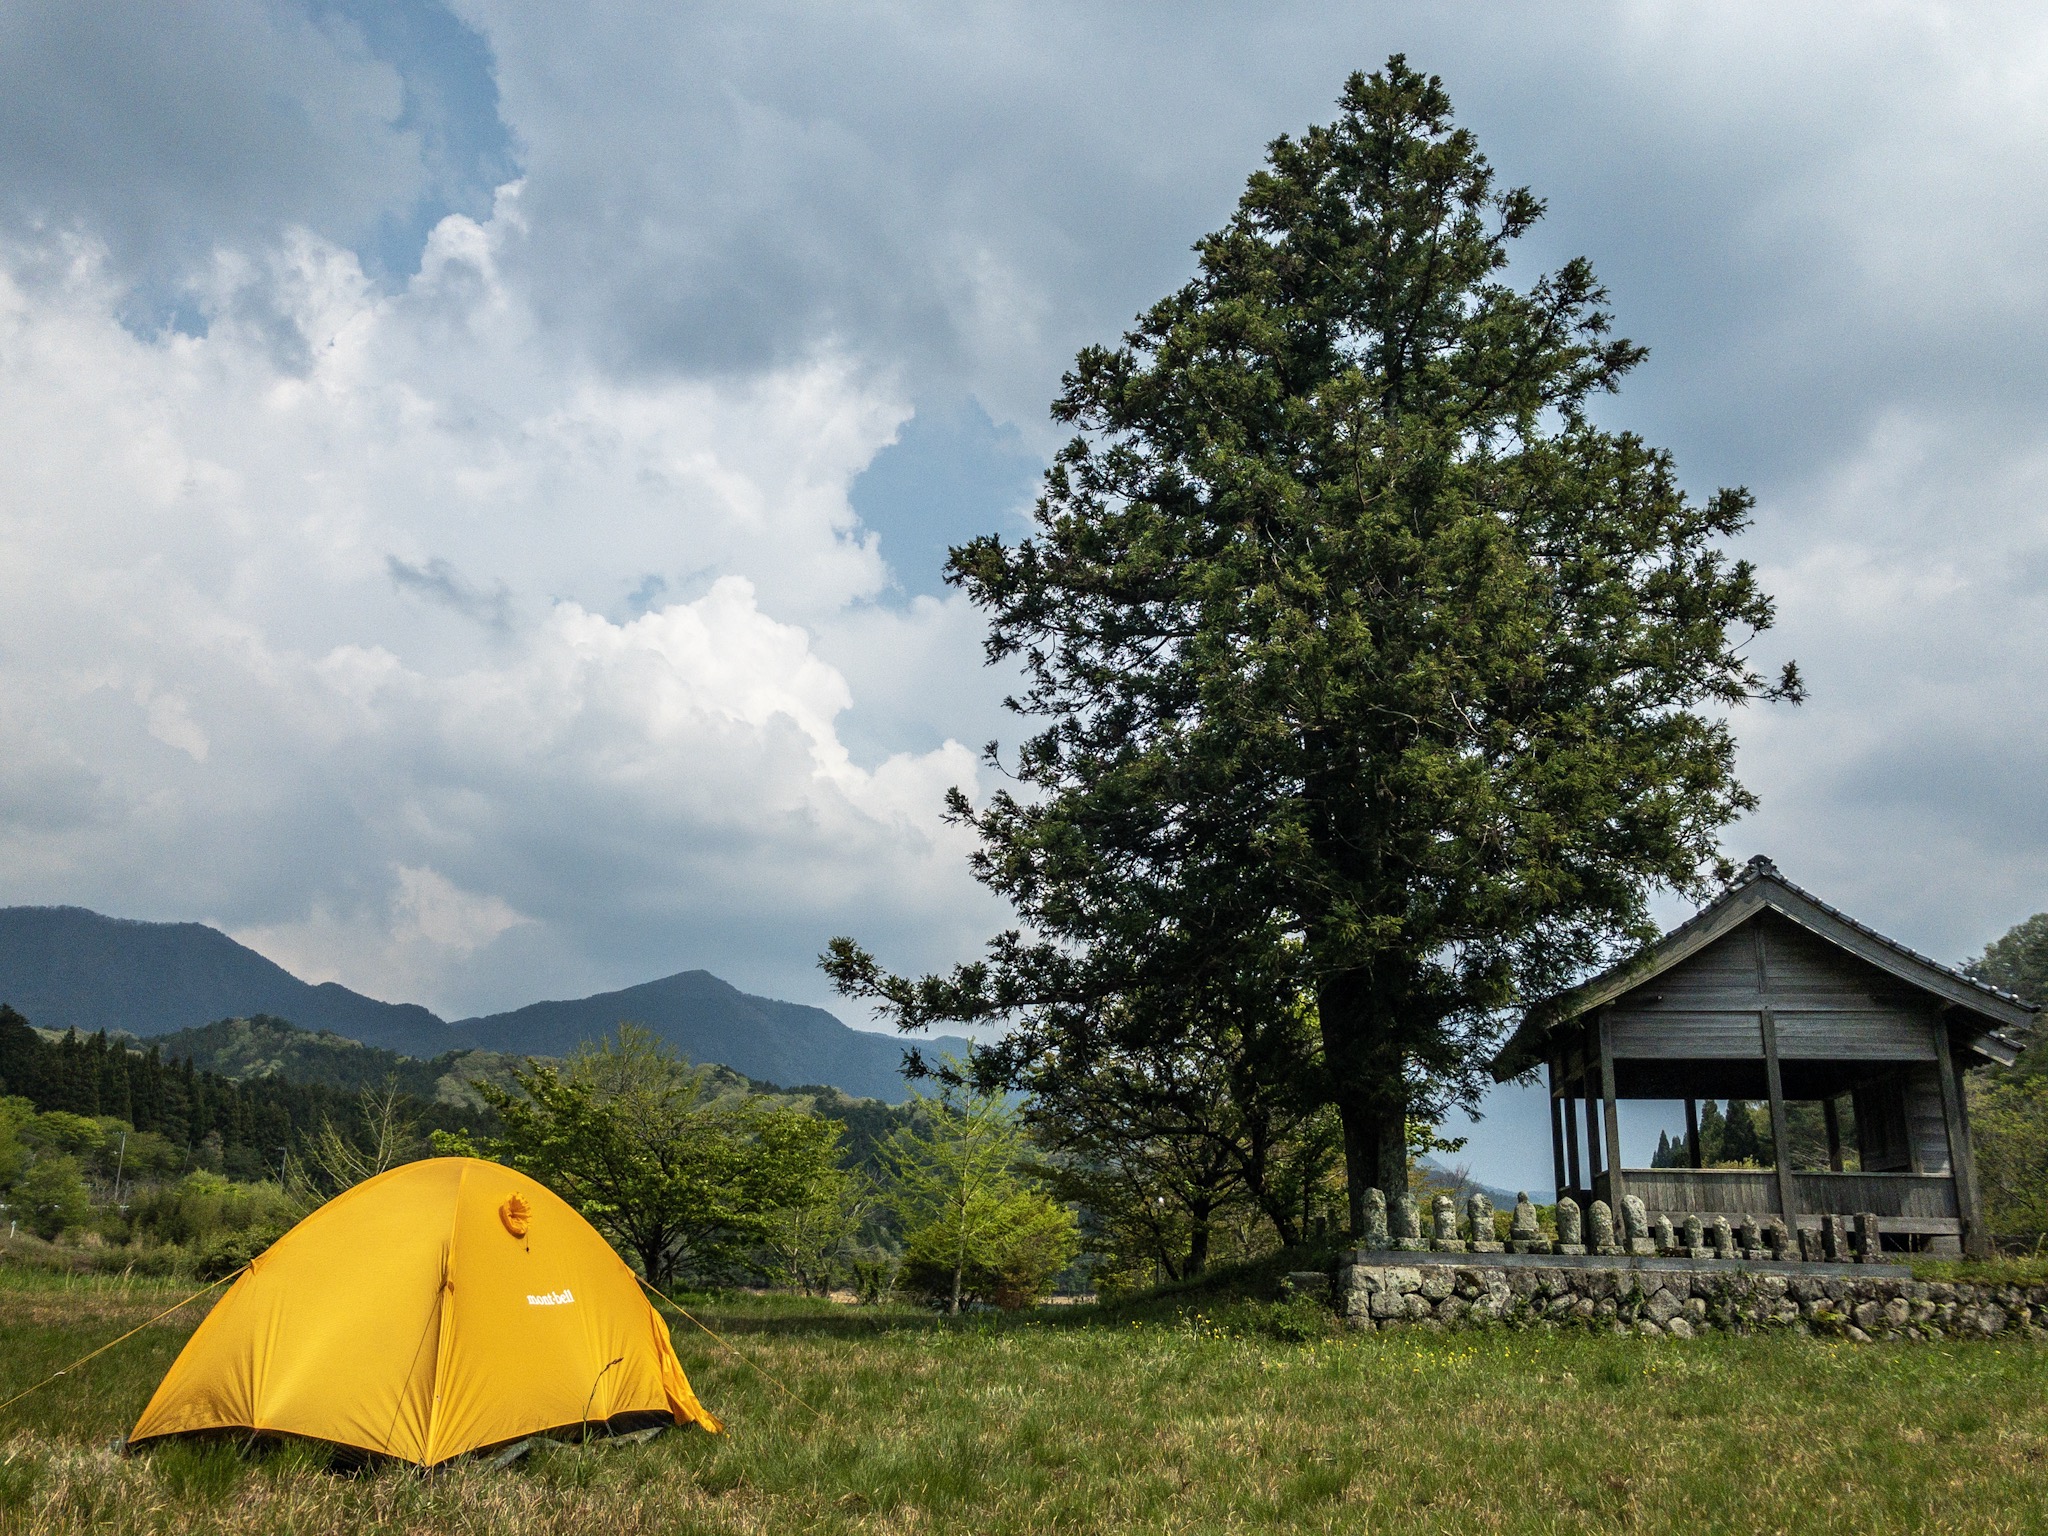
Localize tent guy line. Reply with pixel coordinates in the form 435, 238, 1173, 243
0, 1266, 248, 1421
634, 1274, 827, 1426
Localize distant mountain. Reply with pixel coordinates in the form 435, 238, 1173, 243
452, 970, 968, 1105
0, 907, 456, 1055
0, 906, 959, 1103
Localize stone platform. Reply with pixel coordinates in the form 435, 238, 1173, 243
1329, 1252, 2046, 1341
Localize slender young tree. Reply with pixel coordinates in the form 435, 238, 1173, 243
827, 57, 1797, 1233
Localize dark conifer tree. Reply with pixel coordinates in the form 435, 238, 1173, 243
825, 58, 1798, 1232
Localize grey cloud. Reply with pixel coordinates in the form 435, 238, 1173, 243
387, 556, 513, 630
4, 1, 2048, 1186
0, 0, 510, 311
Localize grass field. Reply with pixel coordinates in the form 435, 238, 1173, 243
1, 1267, 2046, 1534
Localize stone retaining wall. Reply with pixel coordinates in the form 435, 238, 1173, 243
1328, 1255, 2048, 1342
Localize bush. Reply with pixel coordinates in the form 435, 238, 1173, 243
15, 1155, 91, 1239
126, 1172, 301, 1251
899, 1188, 1080, 1310
193, 1223, 291, 1280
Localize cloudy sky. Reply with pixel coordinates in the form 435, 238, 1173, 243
2, 2, 2045, 1180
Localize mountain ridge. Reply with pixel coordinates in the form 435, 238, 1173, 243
0, 905, 962, 1103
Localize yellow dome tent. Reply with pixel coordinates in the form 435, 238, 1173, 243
129, 1156, 720, 1463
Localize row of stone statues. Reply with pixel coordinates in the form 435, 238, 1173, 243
1355, 1188, 1889, 1264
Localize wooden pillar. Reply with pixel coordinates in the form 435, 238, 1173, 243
1598, 1011, 1626, 1209
1583, 1076, 1603, 1183
1684, 1098, 1702, 1169
1563, 1088, 1583, 1194
1822, 1097, 1844, 1172
1932, 1020, 1989, 1258
1760, 1009, 1798, 1230
1754, 920, 1799, 1232
1548, 1063, 1569, 1201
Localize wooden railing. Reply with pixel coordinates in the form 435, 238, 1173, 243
1600, 1168, 1958, 1220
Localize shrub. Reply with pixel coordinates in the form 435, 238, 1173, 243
16, 1155, 91, 1239
126, 1172, 301, 1251
899, 1187, 1080, 1310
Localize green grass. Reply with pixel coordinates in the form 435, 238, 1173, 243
1908, 1252, 2048, 1287
1, 1268, 2046, 1533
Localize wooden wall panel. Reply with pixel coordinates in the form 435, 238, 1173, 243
1774, 1012, 1937, 1060
1907, 1066, 1952, 1176
1607, 1012, 1762, 1058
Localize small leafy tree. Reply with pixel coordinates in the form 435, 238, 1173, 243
436, 1025, 845, 1289
758, 1156, 864, 1295
17, 1154, 90, 1239
879, 1081, 1078, 1312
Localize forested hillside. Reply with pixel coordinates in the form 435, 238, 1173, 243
0, 1006, 484, 1182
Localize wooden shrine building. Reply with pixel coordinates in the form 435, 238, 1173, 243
1496, 858, 2037, 1257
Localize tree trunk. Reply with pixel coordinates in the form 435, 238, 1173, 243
1186, 1191, 1214, 1277
1319, 969, 1410, 1235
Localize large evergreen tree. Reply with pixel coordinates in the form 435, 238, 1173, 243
826, 58, 1796, 1231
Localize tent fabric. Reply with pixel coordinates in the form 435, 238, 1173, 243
129, 1157, 720, 1463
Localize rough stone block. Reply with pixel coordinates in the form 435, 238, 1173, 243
1666, 1317, 1695, 1339
1645, 1288, 1684, 1325
1418, 1268, 1455, 1302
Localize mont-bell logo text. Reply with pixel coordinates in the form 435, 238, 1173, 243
526, 1289, 575, 1306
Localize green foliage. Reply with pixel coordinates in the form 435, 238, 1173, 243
122, 1171, 299, 1255
15, 1155, 90, 1239
1648, 1099, 1790, 1170
1969, 1073, 2048, 1244
880, 1080, 1079, 1311
0, 1005, 487, 1183
148, 1013, 534, 1111
827, 58, 1796, 1228
440, 1025, 847, 1289
1969, 913, 2048, 1009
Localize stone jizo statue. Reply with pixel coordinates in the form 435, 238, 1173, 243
1431, 1193, 1461, 1251
1467, 1192, 1503, 1252
1554, 1196, 1585, 1255
1589, 1199, 1621, 1256
1363, 1187, 1390, 1249
1621, 1194, 1655, 1256
1391, 1192, 1427, 1251
1507, 1192, 1546, 1253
